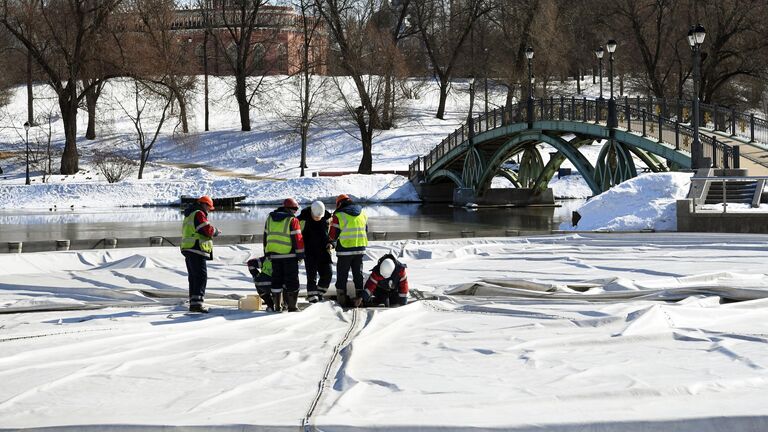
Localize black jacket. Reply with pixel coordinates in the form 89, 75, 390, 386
297, 207, 332, 254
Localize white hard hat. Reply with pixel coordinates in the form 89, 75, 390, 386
379, 258, 396, 278
311, 201, 325, 218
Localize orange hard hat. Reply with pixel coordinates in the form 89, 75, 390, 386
283, 197, 299, 210
198, 195, 215, 210
335, 194, 350, 208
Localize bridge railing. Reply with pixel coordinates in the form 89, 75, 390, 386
409, 96, 749, 180
619, 96, 768, 145
526, 97, 737, 169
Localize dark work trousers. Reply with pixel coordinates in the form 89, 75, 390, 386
306, 251, 333, 297
271, 258, 300, 294
367, 289, 401, 308
336, 254, 364, 297
184, 252, 207, 306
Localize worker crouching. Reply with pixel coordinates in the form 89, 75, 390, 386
355, 254, 409, 308
246, 256, 275, 311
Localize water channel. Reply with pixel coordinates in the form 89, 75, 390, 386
0, 201, 585, 243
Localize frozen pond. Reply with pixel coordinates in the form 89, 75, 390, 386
0, 201, 585, 242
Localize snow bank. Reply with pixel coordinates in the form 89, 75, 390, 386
0, 173, 418, 208
559, 172, 692, 231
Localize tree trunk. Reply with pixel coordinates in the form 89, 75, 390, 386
178, 91, 189, 133
235, 74, 251, 131
59, 89, 79, 174
436, 78, 449, 120
576, 68, 581, 94
382, 74, 392, 129
358, 129, 373, 174
85, 84, 98, 140
138, 151, 148, 180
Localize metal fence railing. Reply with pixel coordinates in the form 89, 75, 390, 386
409, 96, 752, 180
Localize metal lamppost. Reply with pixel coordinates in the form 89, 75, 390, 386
23, 121, 30, 185
606, 39, 617, 128
483, 48, 489, 117
525, 46, 534, 125
300, 118, 308, 177
468, 76, 476, 123
595, 46, 604, 100
688, 24, 706, 169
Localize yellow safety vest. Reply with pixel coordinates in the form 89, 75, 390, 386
336, 211, 368, 250
180, 210, 213, 257
265, 215, 298, 258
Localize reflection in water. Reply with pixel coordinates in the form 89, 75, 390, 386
0, 201, 584, 242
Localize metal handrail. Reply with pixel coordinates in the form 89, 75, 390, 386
410, 96, 749, 180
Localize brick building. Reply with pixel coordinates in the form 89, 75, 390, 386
171, 3, 328, 76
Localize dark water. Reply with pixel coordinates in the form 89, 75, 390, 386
0, 202, 584, 242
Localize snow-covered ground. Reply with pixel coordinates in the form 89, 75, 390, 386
2, 233, 768, 431
0, 76, 614, 211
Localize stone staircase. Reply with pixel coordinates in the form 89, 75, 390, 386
689, 168, 765, 207
703, 179, 762, 206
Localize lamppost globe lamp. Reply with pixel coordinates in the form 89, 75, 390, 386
693, 24, 706, 44
468, 75, 475, 122
606, 39, 618, 128
525, 46, 534, 125
689, 24, 707, 169
595, 46, 604, 100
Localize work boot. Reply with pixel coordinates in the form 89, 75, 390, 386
271, 292, 282, 312
189, 303, 210, 313
317, 286, 329, 302
286, 291, 299, 312
260, 294, 275, 312
307, 294, 319, 304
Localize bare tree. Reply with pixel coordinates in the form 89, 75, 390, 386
120, 0, 196, 134
115, 80, 175, 179
315, 0, 390, 173
411, 0, 491, 119
596, 0, 682, 98
200, 0, 279, 131
487, 0, 539, 111
691, 0, 768, 105
1, 0, 123, 174
285, 0, 329, 176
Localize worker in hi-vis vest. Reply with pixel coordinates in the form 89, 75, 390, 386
263, 197, 305, 312
328, 194, 368, 307
180, 196, 220, 313
246, 255, 275, 311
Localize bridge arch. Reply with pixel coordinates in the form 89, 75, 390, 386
409, 98, 741, 204
476, 131, 601, 196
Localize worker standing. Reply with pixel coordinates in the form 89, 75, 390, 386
355, 254, 409, 308
264, 197, 305, 312
328, 194, 368, 307
180, 195, 220, 313
297, 201, 333, 303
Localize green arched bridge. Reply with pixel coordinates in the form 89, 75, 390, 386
408, 97, 768, 204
